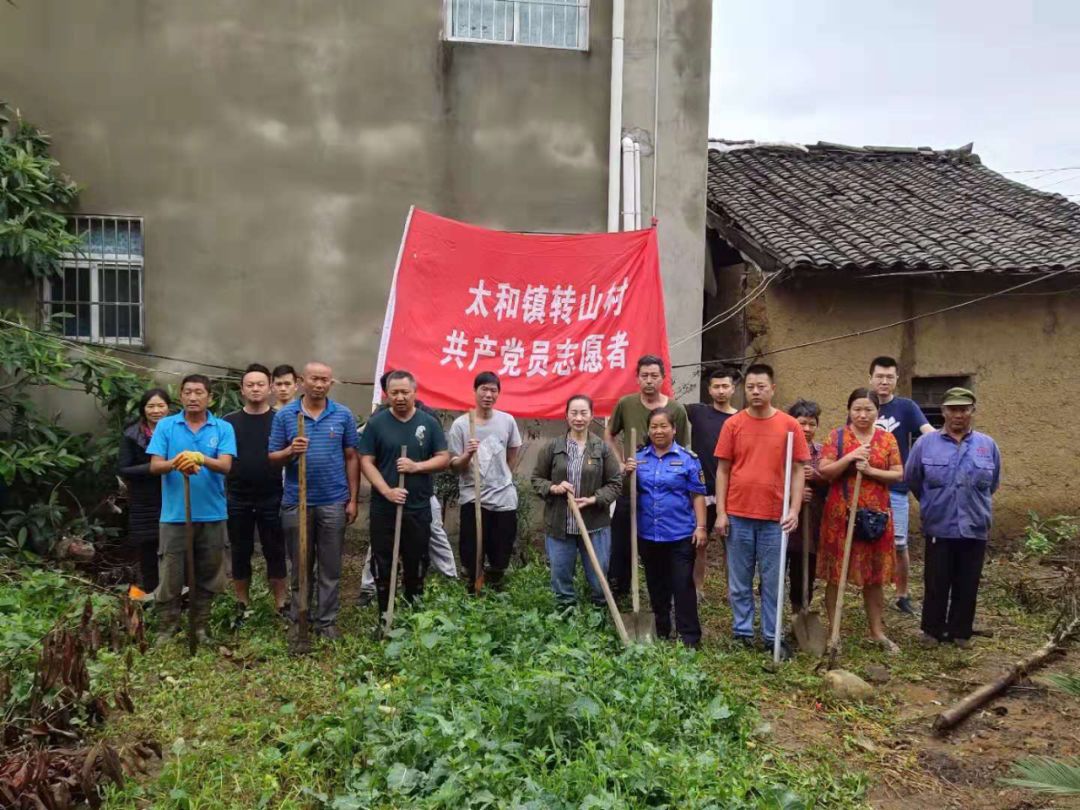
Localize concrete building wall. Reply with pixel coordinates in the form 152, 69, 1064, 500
745, 269, 1080, 541
0, 0, 710, 412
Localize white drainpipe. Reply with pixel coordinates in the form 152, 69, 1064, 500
607, 0, 626, 232
621, 136, 636, 231
633, 140, 642, 229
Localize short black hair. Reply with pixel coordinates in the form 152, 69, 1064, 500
847, 387, 881, 409
271, 364, 296, 381
869, 356, 899, 375
636, 354, 666, 376
180, 373, 211, 391
241, 363, 271, 384
565, 393, 593, 414
744, 363, 774, 381
474, 371, 501, 391
788, 398, 821, 421
385, 369, 416, 389
707, 366, 737, 384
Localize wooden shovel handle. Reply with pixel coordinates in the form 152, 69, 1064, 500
469, 411, 484, 592
297, 412, 309, 643
801, 503, 811, 612
828, 471, 863, 652
183, 475, 196, 657
629, 428, 639, 615
383, 446, 408, 635
568, 493, 630, 646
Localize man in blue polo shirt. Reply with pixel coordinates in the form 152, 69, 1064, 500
869, 355, 935, 616
148, 374, 236, 645
269, 361, 359, 643
906, 387, 1000, 649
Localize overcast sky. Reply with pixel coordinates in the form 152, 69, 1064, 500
710, 0, 1080, 199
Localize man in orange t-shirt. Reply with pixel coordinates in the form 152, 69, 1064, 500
714, 363, 808, 660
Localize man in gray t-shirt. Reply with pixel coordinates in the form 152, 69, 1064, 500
448, 372, 523, 590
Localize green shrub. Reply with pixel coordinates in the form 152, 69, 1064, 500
280, 566, 819, 809
1021, 511, 1080, 559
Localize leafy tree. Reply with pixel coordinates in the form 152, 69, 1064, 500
0, 101, 81, 280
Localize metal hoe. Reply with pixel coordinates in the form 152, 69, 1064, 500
383, 446, 408, 636
791, 503, 827, 656
296, 412, 311, 653
183, 475, 197, 657
567, 493, 630, 646
827, 470, 863, 669
469, 411, 484, 593
623, 428, 655, 643
772, 432, 795, 664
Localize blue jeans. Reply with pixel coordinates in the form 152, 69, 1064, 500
726, 515, 783, 643
546, 528, 611, 605
890, 490, 909, 549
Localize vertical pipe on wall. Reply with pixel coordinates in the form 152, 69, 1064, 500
633, 141, 642, 229
622, 136, 636, 231
607, 0, 626, 232
651, 0, 662, 218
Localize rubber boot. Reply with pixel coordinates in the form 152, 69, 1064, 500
154, 600, 182, 647
191, 597, 213, 646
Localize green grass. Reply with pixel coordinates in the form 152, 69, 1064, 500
99, 565, 867, 809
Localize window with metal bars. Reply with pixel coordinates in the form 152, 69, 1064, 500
912, 375, 973, 428
41, 215, 145, 345
445, 0, 589, 50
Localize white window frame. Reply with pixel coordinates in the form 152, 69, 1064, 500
444, 0, 590, 51
41, 215, 146, 347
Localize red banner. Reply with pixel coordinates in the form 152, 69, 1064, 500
374, 208, 671, 419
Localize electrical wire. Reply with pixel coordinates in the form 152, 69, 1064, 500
668, 270, 781, 348
672, 265, 1076, 370
0, 317, 375, 386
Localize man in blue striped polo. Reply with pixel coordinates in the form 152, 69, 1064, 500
269, 361, 359, 643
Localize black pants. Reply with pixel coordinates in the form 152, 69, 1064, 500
786, 550, 817, 613
609, 494, 632, 597
132, 531, 159, 593
370, 508, 431, 613
922, 536, 986, 641
458, 504, 517, 589
639, 537, 701, 647
228, 492, 287, 582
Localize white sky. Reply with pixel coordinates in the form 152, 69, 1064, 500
710, 0, 1080, 199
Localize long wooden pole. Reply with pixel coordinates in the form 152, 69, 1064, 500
383, 446, 408, 635
568, 494, 630, 646
773, 431, 794, 663
297, 412, 309, 648
630, 428, 640, 616
469, 411, 484, 592
827, 471, 862, 665
933, 615, 1080, 734
183, 476, 196, 657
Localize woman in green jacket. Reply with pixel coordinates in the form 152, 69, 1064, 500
532, 394, 623, 607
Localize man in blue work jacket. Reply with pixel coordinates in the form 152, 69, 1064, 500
148, 373, 236, 645
905, 387, 1001, 649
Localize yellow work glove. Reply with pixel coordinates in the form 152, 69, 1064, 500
173, 451, 205, 474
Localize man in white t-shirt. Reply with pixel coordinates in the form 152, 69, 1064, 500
448, 371, 523, 591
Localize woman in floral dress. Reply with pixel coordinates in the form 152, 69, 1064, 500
817, 388, 903, 652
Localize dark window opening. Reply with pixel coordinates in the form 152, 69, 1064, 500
912, 375, 973, 428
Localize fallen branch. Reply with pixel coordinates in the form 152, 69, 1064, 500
932, 614, 1080, 735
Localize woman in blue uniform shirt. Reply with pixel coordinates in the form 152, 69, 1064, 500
624, 407, 709, 647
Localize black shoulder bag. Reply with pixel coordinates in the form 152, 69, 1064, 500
837, 429, 889, 543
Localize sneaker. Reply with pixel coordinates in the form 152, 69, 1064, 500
277, 605, 291, 623
766, 639, 793, 662
895, 596, 916, 616
952, 637, 972, 650
733, 635, 755, 650
357, 589, 376, 608
233, 601, 249, 628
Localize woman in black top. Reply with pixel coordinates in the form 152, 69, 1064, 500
118, 387, 171, 595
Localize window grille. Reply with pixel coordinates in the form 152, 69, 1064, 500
912, 375, 973, 428
445, 0, 589, 50
42, 215, 145, 345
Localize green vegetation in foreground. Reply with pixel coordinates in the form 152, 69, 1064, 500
102, 565, 866, 809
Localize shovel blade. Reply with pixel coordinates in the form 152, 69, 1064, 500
792, 610, 828, 657
621, 611, 657, 644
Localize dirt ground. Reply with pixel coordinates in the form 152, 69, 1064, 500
694, 547, 1080, 810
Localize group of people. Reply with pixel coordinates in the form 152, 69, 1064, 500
119, 350, 1000, 658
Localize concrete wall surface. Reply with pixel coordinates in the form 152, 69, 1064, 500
1, 0, 711, 415
746, 270, 1080, 541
